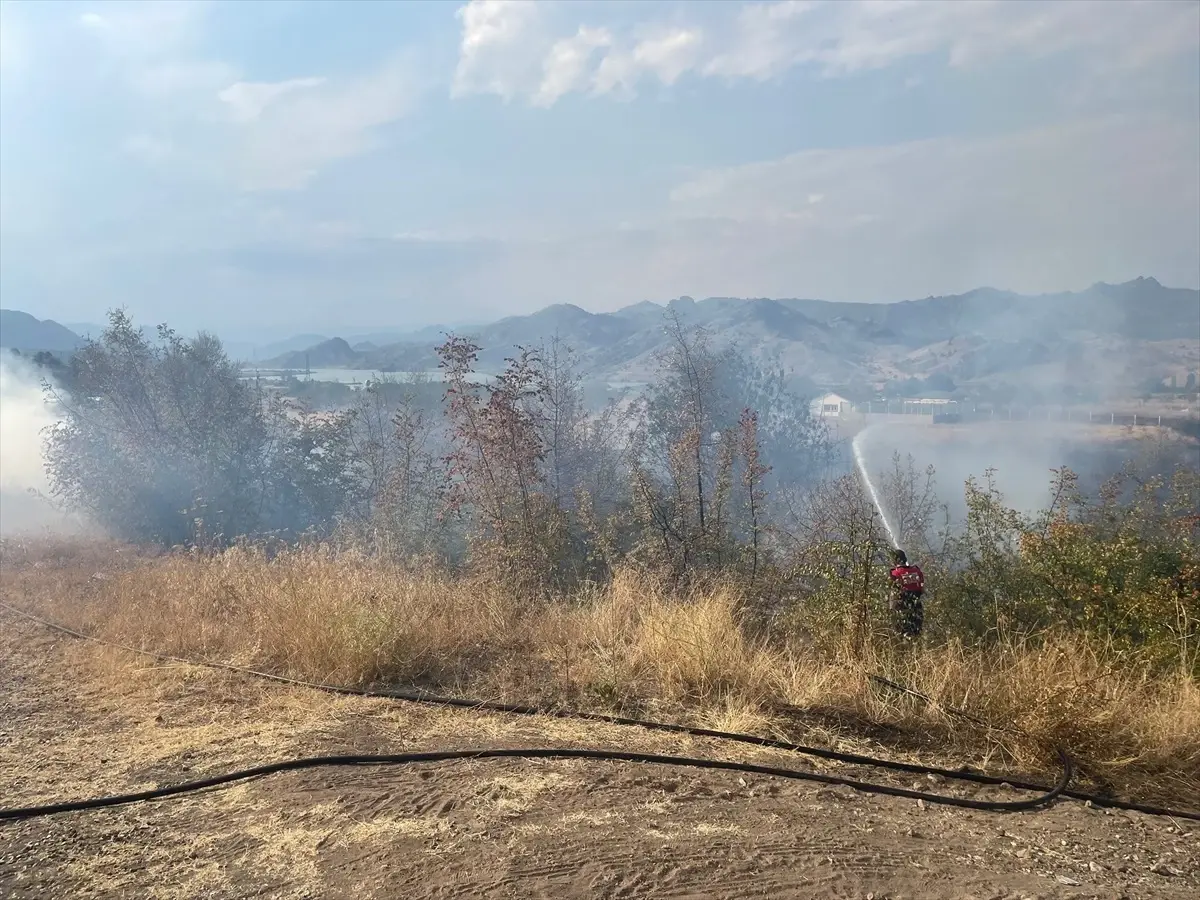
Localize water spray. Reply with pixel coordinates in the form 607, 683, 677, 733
852, 426, 899, 549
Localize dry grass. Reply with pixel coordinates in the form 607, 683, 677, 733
2, 537, 1197, 806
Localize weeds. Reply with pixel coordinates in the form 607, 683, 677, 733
3, 538, 1196, 807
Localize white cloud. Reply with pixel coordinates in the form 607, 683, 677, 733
223, 58, 423, 191
77, 1, 211, 58
452, 0, 709, 104
64, 3, 429, 194
452, 0, 545, 101
535, 25, 611, 107
592, 27, 704, 97
657, 114, 1200, 298
453, 0, 1200, 106
131, 60, 238, 97
75, 3, 423, 190
219, 77, 327, 123
703, 0, 818, 80
709, 0, 1200, 79
78, 0, 235, 95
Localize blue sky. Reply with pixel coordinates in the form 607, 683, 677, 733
1, 0, 1197, 339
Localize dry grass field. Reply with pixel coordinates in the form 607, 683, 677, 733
2, 538, 1198, 899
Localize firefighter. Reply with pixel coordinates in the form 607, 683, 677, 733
888, 548, 925, 639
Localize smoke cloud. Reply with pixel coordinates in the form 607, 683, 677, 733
0, 355, 78, 535
856, 419, 1197, 537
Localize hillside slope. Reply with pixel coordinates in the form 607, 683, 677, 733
0, 310, 83, 353
262, 278, 1200, 391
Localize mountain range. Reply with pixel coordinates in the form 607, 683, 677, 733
260, 278, 1200, 393
5, 278, 1198, 395
1, 314, 468, 364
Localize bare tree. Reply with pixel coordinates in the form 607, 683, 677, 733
880, 451, 944, 557
341, 374, 447, 558
534, 335, 587, 511
774, 474, 890, 648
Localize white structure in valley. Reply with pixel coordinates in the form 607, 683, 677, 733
812, 392, 853, 418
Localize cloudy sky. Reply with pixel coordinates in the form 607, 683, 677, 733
1, 0, 1198, 338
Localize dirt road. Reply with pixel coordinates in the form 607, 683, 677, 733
1, 609, 1196, 900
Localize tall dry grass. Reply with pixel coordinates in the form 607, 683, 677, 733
2, 538, 1197, 805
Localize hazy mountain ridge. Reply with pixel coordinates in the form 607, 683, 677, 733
262, 278, 1200, 391
0, 310, 84, 353
6, 278, 1196, 394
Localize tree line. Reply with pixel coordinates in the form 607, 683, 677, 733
41, 310, 1199, 670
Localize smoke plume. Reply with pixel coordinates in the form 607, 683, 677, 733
0, 355, 76, 534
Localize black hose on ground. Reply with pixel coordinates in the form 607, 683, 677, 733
1, 601, 1197, 823
0, 747, 1072, 822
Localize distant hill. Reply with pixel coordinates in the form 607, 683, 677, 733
268, 337, 358, 369
229, 324, 471, 365
0, 310, 84, 353
222, 334, 332, 363
259, 277, 1200, 394
344, 324, 467, 345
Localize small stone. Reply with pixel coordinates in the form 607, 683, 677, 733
1089, 862, 1104, 873
916, 799, 926, 810
1056, 875, 1082, 886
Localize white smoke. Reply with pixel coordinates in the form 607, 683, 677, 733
0, 355, 74, 534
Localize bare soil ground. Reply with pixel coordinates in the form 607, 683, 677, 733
2, 611, 1197, 899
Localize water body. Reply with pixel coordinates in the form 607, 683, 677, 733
240, 367, 649, 393
240, 368, 488, 385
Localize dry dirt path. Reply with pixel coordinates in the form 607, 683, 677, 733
1, 608, 1196, 900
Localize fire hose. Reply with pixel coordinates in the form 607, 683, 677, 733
1, 601, 1196, 823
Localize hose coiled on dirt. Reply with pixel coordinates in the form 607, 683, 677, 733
1, 602, 1196, 823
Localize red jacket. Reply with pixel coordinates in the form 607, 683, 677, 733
890, 564, 925, 594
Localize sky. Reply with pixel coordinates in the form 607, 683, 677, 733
0, 0, 1198, 339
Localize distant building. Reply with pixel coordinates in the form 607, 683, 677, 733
900, 397, 959, 415
812, 392, 854, 418
853, 395, 960, 416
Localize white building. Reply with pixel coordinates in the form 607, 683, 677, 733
812, 392, 853, 418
